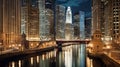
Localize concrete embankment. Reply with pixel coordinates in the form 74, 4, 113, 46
99, 54, 120, 67
0, 46, 55, 61
88, 53, 120, 67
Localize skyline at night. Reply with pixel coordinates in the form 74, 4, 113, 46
0, 0, 120, 67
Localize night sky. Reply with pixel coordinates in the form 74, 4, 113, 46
31, 0, 92, 18
56, 0, 92, 18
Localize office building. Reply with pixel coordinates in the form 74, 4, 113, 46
80, 11, 85, 40
92, 0, 104, 35
92, 0, 120, 43
38, 0, 50, 41
0, 0, 3, 45
65, 6, 74, 40
3, 0, 21, 48
45, 9, 54, 40
85, 18, 92, 38
56, 5, 66, 39
73, 14, 80, 39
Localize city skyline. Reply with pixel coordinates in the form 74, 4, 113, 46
0, 0, 120, 67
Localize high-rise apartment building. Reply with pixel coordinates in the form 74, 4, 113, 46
3, 0, 21, 48
56, 5, 66, 39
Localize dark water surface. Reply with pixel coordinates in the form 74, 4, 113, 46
0, 44, 104, 67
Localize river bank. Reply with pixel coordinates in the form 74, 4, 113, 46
87, 52, 120, 67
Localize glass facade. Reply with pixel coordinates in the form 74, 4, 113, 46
80, 11, 85, 40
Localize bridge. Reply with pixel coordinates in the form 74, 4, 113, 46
56, 39, 90, 46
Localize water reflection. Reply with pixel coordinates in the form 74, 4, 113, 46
87, 57, 93, 67
11, 62, 15, 67
65, 46, 72, 67
18, 60, 21, 67
0, 44, 94, 67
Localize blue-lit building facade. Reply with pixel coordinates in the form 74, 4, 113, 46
80, 11, 85, 40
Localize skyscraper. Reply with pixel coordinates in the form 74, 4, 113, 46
80, 11, 85, 40
65, 6, 74, 40
21, 6, 28, 34
38, 0, 50, 41
73, 14, 80, 39
56, 5, 66, 39
21, 0, 40, 48
110, 0, 120, 41
45, 9, 54, 40
3, 0, 21, 48
0, 0, 3, 45
28, 1, 39, 41
92, 0, 120, 43
85, 18, 92, 38
92, 0, 104, 35
45, 0, 55, 40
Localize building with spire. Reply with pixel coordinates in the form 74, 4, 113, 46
65, 6, 74, 40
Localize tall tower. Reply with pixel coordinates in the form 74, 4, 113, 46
27, 0, 39, 41
0, 0, 3, 45
66, 7, 72, 24
45, 0, 55, 40
38, 0, 49, 41
56, 5, 66, 39
110, 0, 120, 41
3, 0, 21, 48
92, 0, 104, 35
92, 0, 120, 44
65, 6, 74, 40
80, 11, 85, 40
73, 14, 80, 39
45, 9, 54, 40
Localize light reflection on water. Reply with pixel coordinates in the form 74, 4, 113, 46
18, 60, 21, 67
11, 62, 15, 67
2, 44, 88, 67
87, 57, 93, 67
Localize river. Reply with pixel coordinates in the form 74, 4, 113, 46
0, 44, 104, 67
